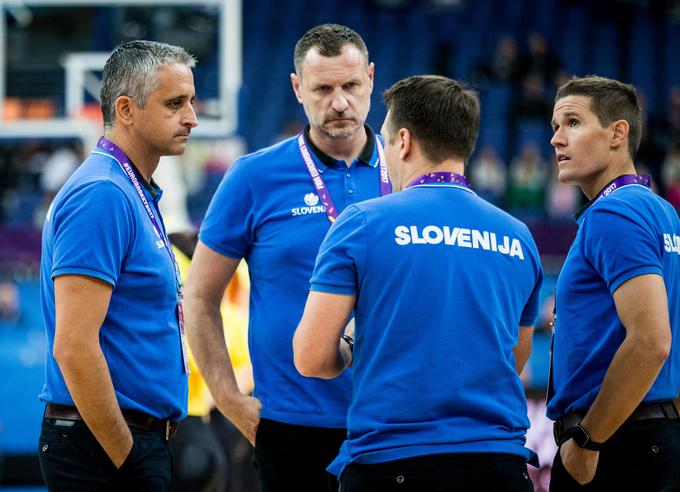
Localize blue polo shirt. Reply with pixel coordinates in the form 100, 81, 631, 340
547, 184, 680, 420
199, 126, 386, 428
40, 147, 188, 421
309, 183, 543, 476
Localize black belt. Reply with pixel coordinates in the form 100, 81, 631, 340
553, 401, 679, 446
45, 403, 178, 441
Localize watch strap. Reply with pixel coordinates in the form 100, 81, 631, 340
569, 423, 604, 451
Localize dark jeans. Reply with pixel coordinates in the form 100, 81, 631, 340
550, 419, 680, 491
340, 452, 534, 492
38, 416, 173, 491
252, 418, 346, 492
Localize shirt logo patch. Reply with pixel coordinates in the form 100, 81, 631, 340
664, 233, 680, 255
291, 193, 326, 217
304, 193, 320, 206
156, 239, 165, 249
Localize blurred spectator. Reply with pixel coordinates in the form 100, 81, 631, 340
506, 143, 549, 217
662, 141, 680, 211
168, 233, 257, 492
181, 138, 246, 225
170, 235, 229, 492
0, 280, 20, 324
155, 155, 193, 233
2, 144, 46, 226
519, 32, 561, 87
546, 167, 580, 219
635, 91, 665, 177
35, 144, 82, 228
469, 146, 507, 205
514, 74, 552, 121
39, 145, 80, 197
214, 262, 259, 492
472, 35, 521, 88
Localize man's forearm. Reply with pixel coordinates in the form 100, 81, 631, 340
56, 343, 132, 468
185, 298, 242, 412
301, 338, 350, 379
581, 335, 668, 443
514, 326, 533, 375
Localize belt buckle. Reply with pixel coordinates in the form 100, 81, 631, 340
553, 420, 563, 446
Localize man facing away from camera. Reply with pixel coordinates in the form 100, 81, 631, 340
294, 74, 543, 492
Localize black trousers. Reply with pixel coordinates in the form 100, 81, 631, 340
38, 416, 173, 491
340, 452, 534, 492
252, 418, 346, 492
550, 419, 680, 491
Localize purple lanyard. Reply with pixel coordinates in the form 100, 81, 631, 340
405, 171, 472, 190
95, 137, 190, 374
297, 133, 391, 223
592, 174, 651, 203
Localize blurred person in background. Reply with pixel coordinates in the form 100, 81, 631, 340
0, 280, 20, 325
294, 75, 542, 491
168, 232, 228, 492
472, 34, 522, 88
38, 40, 197, 491
469, 145, 507, 205
662, 140, 680, 211
507, 143, 549, 217
169, 231, 258, 492
184, 23, 389, 492
545, 166, 580, 220
547, 76, 680, 491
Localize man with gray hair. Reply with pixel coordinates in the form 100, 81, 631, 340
38, 40, 197, 490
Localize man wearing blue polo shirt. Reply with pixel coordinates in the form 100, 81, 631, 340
294, 75, 542, 491
547, 76, 680, 491
184, 24, 389, 491
39, 41, 197, 490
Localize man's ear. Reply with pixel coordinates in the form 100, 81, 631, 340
399, 128, 412, 161
610, 119, 630, 152
291, 73, 304, 104
114, 95, 135, 127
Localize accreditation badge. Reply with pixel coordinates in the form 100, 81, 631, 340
177, 301, 190, 375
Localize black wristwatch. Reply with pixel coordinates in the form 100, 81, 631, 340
341, 334, 354, 366
568, 424, 604, 451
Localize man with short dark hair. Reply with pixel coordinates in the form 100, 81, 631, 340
39, 40, 198, 490
294, 75, 542, 491
547, 75, 680, 491
185, 24, 388, 491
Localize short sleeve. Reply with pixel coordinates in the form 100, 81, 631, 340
520, 263, 543, 326
310, 205, 367, 295
51, 182, 133, 287
199, 159, 255, 259
583, 203, 663, 294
